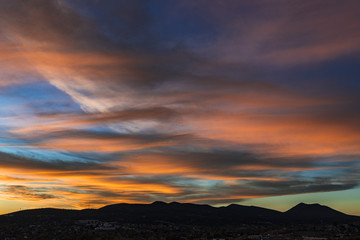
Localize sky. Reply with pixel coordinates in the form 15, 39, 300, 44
0, 0, 360, 215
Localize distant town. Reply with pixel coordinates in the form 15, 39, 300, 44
1, 218, 360, 240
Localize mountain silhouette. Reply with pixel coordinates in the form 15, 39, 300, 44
1, 202, 359, 226
284, 202, 359, 223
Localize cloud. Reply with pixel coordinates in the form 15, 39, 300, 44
22, 130, 196, 152
0, 0, 101, 49
0, 151, 114, 171
0, 145, 358, 207
2, 185, 58, 200
0, 0, 292, 114
0, 175, 31, 182
9, 106, 179, 137
187, 0, 360, 66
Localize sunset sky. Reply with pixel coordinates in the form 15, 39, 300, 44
0, 0, 360, 215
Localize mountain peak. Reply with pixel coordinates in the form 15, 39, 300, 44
294, 202, 321, 208
288, 202, 331, 212
151, 201, 167, 205
284, 202, 353, 223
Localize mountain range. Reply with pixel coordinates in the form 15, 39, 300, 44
1, 202, 359, 226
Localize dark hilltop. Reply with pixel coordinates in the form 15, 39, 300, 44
1, 202, 360, 240
1, 202, 359, 226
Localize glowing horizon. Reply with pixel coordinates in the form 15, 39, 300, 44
0, 0, 359, 216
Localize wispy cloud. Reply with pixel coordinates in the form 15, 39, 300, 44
2, 185, 58, 200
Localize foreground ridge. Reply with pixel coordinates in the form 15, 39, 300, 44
1, 202, 360, 240
1, 202, 359, 225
